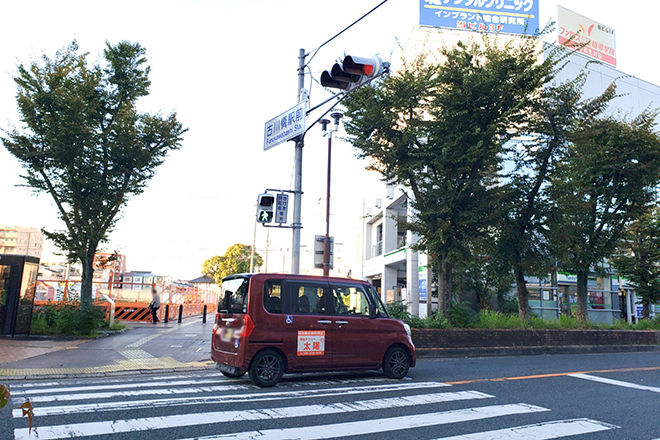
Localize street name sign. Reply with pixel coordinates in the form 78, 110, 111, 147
264, 101, 307, 151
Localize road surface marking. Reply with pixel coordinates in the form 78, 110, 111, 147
445, 365, 660, 385
11, 378, 229, 396
15, 381, 451, 417
434, 418, 618, 439
13, 391, 497, 439
13, 376, 406, 404
8, 373, 215, 389
19, 383, 250, 404
171, 345, 183, 348
196, 347, 203, 352
180, 404, 549, 440
569, 373, 660, 393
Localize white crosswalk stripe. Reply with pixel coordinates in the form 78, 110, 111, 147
10, 372, 619, 440
14, 381, 448, 417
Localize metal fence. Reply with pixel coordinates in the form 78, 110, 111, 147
34, 279, 218, 323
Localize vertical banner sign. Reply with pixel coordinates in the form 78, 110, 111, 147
419, 0, 539, 36
264, 101, 307, 151
275, 193, 289, 224
418, 266, 427, 302
557, 6, 616, 67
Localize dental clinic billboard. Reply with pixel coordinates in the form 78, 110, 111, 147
557, 6, 616, 67
420, 0, 539, 36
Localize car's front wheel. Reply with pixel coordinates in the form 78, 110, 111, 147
383, 346, 410, 379
248, 349, 285, 387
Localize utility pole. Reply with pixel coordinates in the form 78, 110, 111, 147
250, 203, 257, 273
320, 112, 343, 276
290, 48, 306, 275
265, 228, 270, 272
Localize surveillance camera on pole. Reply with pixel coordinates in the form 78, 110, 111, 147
320, 55, 390, 91
257, 193, 275, 224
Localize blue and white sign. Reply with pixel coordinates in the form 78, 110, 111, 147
264, 100, 307, 151
275, 193, 289, 224
420, 0, 540, 36
419, 266, 428, 302
286, 315, 293, 324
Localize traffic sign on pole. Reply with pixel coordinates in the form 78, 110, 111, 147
314, 235, 333, 270
264, 98, 308, 151
275, 193, 289, 224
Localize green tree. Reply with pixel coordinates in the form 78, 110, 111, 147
496, 77, 616, 321
612, 207, 660, 319
343, 35, 557, 315
549, 112, 660, 321
2, 41, 186, 306
203, 244, 263, 284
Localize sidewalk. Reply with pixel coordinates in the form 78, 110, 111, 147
0, 316, 215, 380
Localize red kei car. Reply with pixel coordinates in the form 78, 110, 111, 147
211, 273, 416, 387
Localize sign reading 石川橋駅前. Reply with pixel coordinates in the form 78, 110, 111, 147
557, 5, 616, 67
419, 0, 539, 36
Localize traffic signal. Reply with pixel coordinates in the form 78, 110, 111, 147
320, 55, 389, 91
257, 193, 275, 223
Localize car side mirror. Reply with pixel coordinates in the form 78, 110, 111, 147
370, 307, 381, 319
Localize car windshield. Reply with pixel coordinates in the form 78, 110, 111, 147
366, 285, 389, 317
219, 277, 250, 314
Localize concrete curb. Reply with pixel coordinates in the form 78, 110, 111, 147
416, 344, 660, 358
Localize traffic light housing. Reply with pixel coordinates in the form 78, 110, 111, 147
320, 55, 389, 91
257, 193, 275, 223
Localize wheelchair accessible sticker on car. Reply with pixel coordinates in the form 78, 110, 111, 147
297, 330, 325, 356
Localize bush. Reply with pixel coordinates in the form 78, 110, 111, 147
448, 302, 477, 328
31, 301, 107, 337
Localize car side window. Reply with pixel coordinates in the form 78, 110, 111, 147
286, 283, 329, 315
331, 285, 371, 317
264, 281, 283, 314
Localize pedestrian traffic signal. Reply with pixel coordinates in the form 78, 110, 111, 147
320, 55, 389, 91
257, 193, 275, 224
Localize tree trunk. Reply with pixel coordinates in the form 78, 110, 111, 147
515, 265, 531, 322
437, 256, 452, 314
642, 300, 650, 320
80, 245, 98, 306
560, 286, 572, 316
576, 270, 589, 321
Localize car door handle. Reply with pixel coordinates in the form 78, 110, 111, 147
335, 320, 349, 325
317, 320, 332, 324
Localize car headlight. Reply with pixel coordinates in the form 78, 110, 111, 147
403, 323, 411, 337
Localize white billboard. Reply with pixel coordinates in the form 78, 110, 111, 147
558, 6, 616, 67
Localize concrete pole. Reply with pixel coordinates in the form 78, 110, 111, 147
291, 48, 306, 274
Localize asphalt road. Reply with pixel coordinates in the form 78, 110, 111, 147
1, 351, 659, 439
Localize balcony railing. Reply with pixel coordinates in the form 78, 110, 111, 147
371, 241, 383, 258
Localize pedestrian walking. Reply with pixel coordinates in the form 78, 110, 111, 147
148, 288, 161, 324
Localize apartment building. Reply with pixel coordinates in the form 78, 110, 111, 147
0, 225, 44, 259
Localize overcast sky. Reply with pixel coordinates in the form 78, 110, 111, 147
1, 0, 659, 279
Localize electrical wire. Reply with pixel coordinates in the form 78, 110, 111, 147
304, 0, 390, 67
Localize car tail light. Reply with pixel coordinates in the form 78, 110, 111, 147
212, 313, 220, 334
243, 314, 255, 338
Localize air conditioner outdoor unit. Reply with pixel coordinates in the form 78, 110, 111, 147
375, 198, 382, 208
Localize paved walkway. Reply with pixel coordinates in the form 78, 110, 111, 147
0, 316, 215, 379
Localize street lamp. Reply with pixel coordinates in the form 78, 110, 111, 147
320, 112, 343, 276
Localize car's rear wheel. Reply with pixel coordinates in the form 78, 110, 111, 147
221, 371, 245, 379
249, 349, 285, 387
383, 346, 410, 379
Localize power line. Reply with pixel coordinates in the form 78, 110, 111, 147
305, 0, 390, 67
